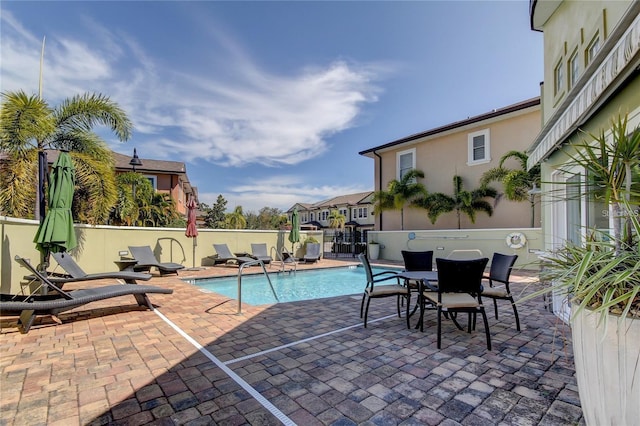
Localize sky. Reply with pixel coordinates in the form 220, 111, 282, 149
0, 1, 543, 213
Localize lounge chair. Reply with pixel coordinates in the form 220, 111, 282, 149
208, 244, 256, 267
47, 252, 152, 285
250, 243, 272, 265
0, 256, 173, 334
128, 246, 185, 275
303, 242, 321, 263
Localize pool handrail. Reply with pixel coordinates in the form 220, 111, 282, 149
237, 259, 278, 314
272, 246, 297, 273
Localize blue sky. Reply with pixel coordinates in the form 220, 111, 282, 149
0, 1, 543, 213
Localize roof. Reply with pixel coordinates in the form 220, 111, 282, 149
287, 191, 373, 212
43, 149, 196, 198
359, 97, 541, 157
112, 151, 187, 174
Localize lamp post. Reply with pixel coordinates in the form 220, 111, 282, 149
129, 148, 142, 199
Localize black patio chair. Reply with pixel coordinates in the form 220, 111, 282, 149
128, 246, 185, 275
481, 253, 520, 331
421, 257, 491, 350
359, 253, 410, 328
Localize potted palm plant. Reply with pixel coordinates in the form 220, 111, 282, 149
529, 115, 640, 425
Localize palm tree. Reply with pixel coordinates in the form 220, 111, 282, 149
0, 90, 132, 224
328, 209, 346, 230
226, 206, 247, 229
480, 150, 541, 227
414, 175, 497, 229
372, 169, 427, 230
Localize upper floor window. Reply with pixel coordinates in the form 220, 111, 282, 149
586, 33, 600, 65
467, 129, 490, 165
396, 148, 416, 180
144, 175, 157, 191
310, 213, 314, 221
569, 49, 579, 88
554, 59, 564, 95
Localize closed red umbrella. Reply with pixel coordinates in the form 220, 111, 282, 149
185, 197, 199, 268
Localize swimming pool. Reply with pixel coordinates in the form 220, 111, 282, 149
186, 266, 399, 305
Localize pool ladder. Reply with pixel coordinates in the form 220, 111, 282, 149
271, 246, 298, 273
236, 259, 278, 314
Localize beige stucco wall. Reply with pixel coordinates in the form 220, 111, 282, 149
0, 216, 322, 294
374, 107, 541, 231
367, 227, 542, 270
539, 1, 633, 123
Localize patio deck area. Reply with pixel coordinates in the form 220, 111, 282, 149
0, 258, 584, 425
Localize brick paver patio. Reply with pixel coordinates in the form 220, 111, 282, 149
1, 258, 584, 425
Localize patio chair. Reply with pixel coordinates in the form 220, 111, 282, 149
47, 252, 152, 285
421, 257, 491, 350
250, 243, 272, 265
401, 250, 434, 315
128, 246, 185, 275
209, 244, 256, 267
0, 256, 173, 334
481, 253, 520, 331
401, 250, 434, 272
358, 253, 410, 329
303, 242, 321, 263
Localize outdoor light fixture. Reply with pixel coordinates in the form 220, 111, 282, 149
129, 148, 142, 172
129, 148, 143, 198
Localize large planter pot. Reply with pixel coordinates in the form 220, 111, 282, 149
368, 244, 380, 260
570, 303, 640, 425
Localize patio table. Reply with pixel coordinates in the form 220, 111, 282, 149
395, 270, 438, 329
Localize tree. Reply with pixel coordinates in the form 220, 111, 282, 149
414, 175, 497, 229
225, 206, 247, 229
0, 90, 132, 224
202, 195, 227, 228
328, 209, 346, 230
480, 150, 541, 227
108, 173, 182, 227
372, 169, 427, 230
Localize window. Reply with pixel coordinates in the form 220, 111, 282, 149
586, 33, 600, 65
310, 213, 314, 221
554, 59, 564, 95
352, 208, 357, 219
569, 49, 579, 88
362, 207, 368, 217
396, 148, 416, 180
144, 175, 157, 191
467, 129, 490, 165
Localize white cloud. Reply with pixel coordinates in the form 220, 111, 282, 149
198, 175, 371, 213
1, 11, 385, 168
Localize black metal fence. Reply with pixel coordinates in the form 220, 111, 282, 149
322, 229, 368, 258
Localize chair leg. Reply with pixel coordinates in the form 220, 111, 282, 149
364, 298, 372, 328
480, 308, 492, 351
405, 293, 411, 329
360, 293, 366, 318
493, 299, 499, 319
510, 296, 521, 331
436, 308, 443, 349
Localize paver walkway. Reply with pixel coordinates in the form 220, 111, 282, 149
0, 259, 584, 425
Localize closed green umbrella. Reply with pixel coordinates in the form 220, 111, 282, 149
34, 151, 77, 258
288, 208, 300, 252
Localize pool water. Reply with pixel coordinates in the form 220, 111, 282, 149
187, 266, 399, 305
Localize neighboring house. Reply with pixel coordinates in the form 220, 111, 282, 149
288, 191, 375, 231
359, 98, 541, 231
112, 151, 196, 216
527, 2, 640, 318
